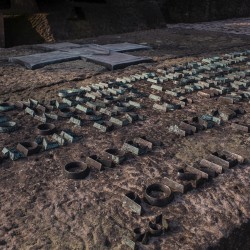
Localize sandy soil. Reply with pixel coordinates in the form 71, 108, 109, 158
0, 19, 250, 250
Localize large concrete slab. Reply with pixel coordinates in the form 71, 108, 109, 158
36, 42, 82, 51
101, 42, 151, 52
83, 51, 152, 70
9, 51, 81, 69
61, 44, 110, 56
0, 13, 5, 48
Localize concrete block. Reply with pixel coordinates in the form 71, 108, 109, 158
9, 51, 81, 69
83, 51, 152, 70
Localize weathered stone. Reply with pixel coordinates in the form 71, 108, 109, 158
52, 133, 66, 146
60, 131, 78, 143
83, 51, 152, 70
76, 104, 93, 114
109, 117, 129, 127
9, 51, 80, 70
43, 138, 59, 150
69, 117, 84, 126
149, 94, 162, 102
93, 121, 114, 132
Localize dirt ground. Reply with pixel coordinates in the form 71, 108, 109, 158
0, 19, 250, 250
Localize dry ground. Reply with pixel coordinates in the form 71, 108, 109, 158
0, 19, 250, 250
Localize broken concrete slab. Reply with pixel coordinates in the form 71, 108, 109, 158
100, 42, 151, 52
9, 51, 81, 70
83, 51, 152, 70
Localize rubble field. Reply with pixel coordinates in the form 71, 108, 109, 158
0, 20, 250, 250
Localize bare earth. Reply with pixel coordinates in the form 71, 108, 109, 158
0, 18, 250, 250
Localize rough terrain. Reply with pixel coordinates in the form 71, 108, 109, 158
0, 18, 250, 250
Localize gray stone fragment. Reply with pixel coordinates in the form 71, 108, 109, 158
60, 131, 79, 143
43, 138, 59, 150
93, 121, 113, 132
9, 51, 81, 70
25, 107, 35, 117
129, 101, 141, 108
69, 117, 84, 126
76, 104, 93, 114
123, 194, 142, 215
83, 51, 152, 70
109, 117, 129, 127
45, 113, 59, 120
149, 94, 162, 102
34, 115, 47, 123
52, 134, 66, 146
